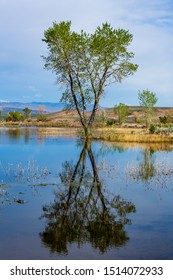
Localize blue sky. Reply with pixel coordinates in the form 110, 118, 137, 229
0, 0, 173, 107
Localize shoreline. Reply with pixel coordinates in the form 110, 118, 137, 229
1, 125, 173, 143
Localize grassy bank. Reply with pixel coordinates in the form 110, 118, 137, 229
92, 127, 173, 143
1, 124, 173, 143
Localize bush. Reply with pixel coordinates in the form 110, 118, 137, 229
159, 116, 168, 124
37, 115, 49, 122
155, 126, 173, 135
5, 111, 23, 122
106, 119, 115, 126
149, 124, 156, 134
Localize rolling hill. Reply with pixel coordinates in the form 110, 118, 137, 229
0, 101, 65, 115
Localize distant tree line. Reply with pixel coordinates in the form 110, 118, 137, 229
107, 89, 173, 133
1, 90, 173, 134
5, 107, 32, 122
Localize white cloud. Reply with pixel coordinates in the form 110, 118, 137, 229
0, 0, 173, 106
0, 99, 9, 103
34, 93, 42, 98
28, 86, 37, 92
22, 95, 30, 99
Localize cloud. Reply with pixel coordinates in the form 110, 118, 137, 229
0, 0, 173, 106
0, 99, 9, 103
28, 86, 37, 92
34, 93, 42, 98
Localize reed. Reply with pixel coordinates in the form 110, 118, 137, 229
92, 128, 173, 143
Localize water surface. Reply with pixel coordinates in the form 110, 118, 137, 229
0, 127, 173, 259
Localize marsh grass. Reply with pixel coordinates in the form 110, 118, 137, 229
126, 158, 173, 189
92, 127, 173, 143
0, 160, 59, 206
1, 122, 173, 143
0, 160, 50, 185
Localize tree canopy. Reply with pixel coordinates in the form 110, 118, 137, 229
114, 103, 129, 126
138, 89, 158, 128
23, 107, 32, 119
42, 21, 138, 138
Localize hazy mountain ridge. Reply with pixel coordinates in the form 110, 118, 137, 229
0, 101, 65, 115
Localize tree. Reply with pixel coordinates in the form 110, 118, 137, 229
37, 105, 48, 122
40, 141, 135, 254
0, 106, 2, 120
23, 107, 32, 119
42, 21, 138, 138
138, 89, 158, 128
5, 111, 23, 122
114, 103, 129, 126
38, 105, 45, 116
131, 111, 141, 123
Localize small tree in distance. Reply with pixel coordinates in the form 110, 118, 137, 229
138, 89, 158, 128
23, 107, 32, 120
114, 103, 129, 126
42, 21, 138, 139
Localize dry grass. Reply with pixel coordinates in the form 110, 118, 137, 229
36, 127, 78, 136
92, 127, 173, 143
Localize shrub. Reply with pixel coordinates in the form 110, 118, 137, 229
5, 111, 23, 122
155, 126, 173, 135
149, 124, 156, 134
106, 119, 115, 126
37, 115, 49, 122
159, 116, 168, 124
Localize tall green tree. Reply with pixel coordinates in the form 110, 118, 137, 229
23, 107, 32, 119
138, 89, 158, 128
114, 103, 129, 126
42, 21, 138, 138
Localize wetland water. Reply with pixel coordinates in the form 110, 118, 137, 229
0, 127, 173, 260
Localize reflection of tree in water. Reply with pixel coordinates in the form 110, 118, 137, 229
40, 141, 136, 255
126, 147, 156, 187
6, 128, 31, 143
138, 148, 155, 182
126, 146, 173, 188
7, 128, 21, 139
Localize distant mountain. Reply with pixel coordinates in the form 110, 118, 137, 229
0, 101, 66, 115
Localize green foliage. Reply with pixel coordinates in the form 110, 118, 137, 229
106, 119, 115, 126
138, 89, 158, 128
37, 115, 49, 122
42, 21, 138, 138
23, 107, 32, 119
114, 103, 129, 126
5, 111, 23, 122
159, 116, 168, 124
149, 124, 157, 134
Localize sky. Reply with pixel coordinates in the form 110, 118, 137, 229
0, 0, 173, 107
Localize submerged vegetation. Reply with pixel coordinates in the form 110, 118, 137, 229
1, 140, 173, 207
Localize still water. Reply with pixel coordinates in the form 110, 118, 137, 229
0, 127, 173, 260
